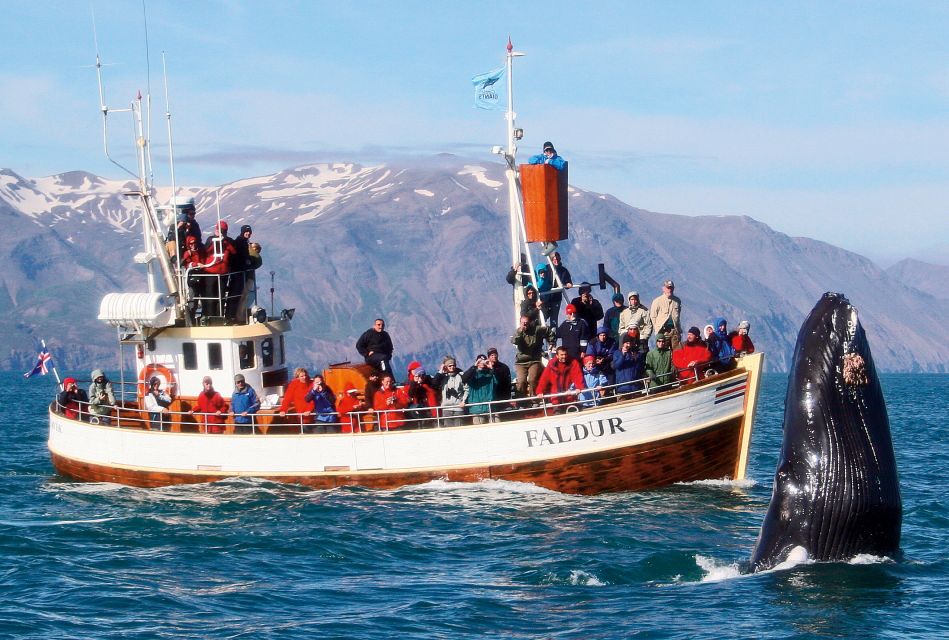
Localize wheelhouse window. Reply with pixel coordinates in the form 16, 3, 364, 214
261, 338, 274, 368
183, 342, 198, 370
238, 341, 256, 370
279, 335, 286, 365
208, 343, 223, 370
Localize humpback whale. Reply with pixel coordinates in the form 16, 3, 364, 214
750, 293, 901, 571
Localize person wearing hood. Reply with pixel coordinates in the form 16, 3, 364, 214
730, 320, 755, 356
88, 368, 115, 425
645, 335, 675, 390
619, 291, 652, 352
672, 327, 714, 384
57, 377, 88, 421
527, 141, 567, 171
585, 325, 617, 384
520, 285, 544, 325
706, 317, 737, 371
614, 334, 646, 397
602, 293, 626, 343
144, 376, 173, 431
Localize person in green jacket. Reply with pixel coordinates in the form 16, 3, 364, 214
644, 335, 675, 390
88, 368, 116, 425
462, 355, 497, 424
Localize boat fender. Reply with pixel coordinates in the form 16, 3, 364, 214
138, 364, 177, 397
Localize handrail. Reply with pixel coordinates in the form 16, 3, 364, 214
50, 355, 748, 435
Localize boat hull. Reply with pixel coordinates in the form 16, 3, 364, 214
48, 354, 763, 494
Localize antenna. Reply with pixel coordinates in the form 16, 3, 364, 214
141, 0, 154, 187
91, 8, 138, 180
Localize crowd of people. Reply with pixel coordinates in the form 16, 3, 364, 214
166, 198, 263, 322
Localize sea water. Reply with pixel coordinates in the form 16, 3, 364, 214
1, 373, 947, 639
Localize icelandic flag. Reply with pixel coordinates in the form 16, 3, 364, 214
24, 347, 53, 378
472, 66, 505, 110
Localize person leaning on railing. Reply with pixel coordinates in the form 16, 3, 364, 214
672, 327, 714, 385
144, 376, 173, 431
645, 335, 675, 389
57, 377, 88, 421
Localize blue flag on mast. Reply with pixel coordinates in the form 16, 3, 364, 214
472, 66, 505, 110
24, 346, 53, 378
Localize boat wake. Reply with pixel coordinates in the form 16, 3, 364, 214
675, 477, 757, 490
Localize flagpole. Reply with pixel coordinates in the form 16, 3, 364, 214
43, 339, 62, 385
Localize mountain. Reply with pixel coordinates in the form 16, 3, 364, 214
1, 158, 947, 374
886, 259, 949, 301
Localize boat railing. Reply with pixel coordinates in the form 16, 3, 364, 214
182, 269, 258, 324
50, 355, 745, 434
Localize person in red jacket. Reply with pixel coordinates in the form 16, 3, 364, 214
535, 346, 585, 411
201, 221, 236, 317
336, 384, 368, 433
672, 327, 714, 384
373, 373, 406, 430
730, 320, 755, 356
398, 364, 439, 428
191, 376, 227, 433
279, 367, 315, 428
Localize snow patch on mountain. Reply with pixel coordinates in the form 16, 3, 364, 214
458, 165, 503, 188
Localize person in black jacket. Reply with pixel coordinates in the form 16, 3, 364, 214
356, 318, 394, 373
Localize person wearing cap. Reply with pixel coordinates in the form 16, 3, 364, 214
527, 141, 567, 171
615, 331, 646, 397
569, 285, 604, 342
619, 291, 653, 352
706, 317, 737, 372
585, 325, 618, 385
603, 293, 626, 343
191, 376, 227, 434
230, 373, 260, 434
356, 318, 395, 373
462, 354, 497, 424
649, 280, 682, 349
143, 376, 173, 431
555, 303, 589, 361
431, 355, 467, 427
57, 377, 88, 421
304, 375, 339, 433
88, 368, 115, 425
487, 347, 514, 418
535, 346, 585, 411
730, 320, 755, 356
547, 251, 574, 326
672, 327, 714, 384
336, 384, 368, 433
578, 354, 608, 408
645, 334, 675, 390
512, 315, 556, 400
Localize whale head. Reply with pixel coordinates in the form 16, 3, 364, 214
749, 292, 901, 571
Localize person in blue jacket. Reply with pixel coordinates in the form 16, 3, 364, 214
230, 373, 261, 434
706, 317, 737, 372
304, 375, 339, 434
528, 141, 566, 171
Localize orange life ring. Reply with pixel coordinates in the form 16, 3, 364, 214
138, 364, 178, 397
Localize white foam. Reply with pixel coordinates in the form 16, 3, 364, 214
676, 477, 757, 489
849, 553, 893, 565
567, 569, 605, 586
695, 554, 743, 582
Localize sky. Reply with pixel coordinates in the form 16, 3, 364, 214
2, 1, 948, 267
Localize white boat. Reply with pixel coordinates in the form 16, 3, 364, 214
47, 42, 763, 494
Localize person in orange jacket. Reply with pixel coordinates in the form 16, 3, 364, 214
279, 367, 315, 427
372, 373, 406, 430
535, 346, 585, 410
191, 376, 227, 434
672, 327, 714, 384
